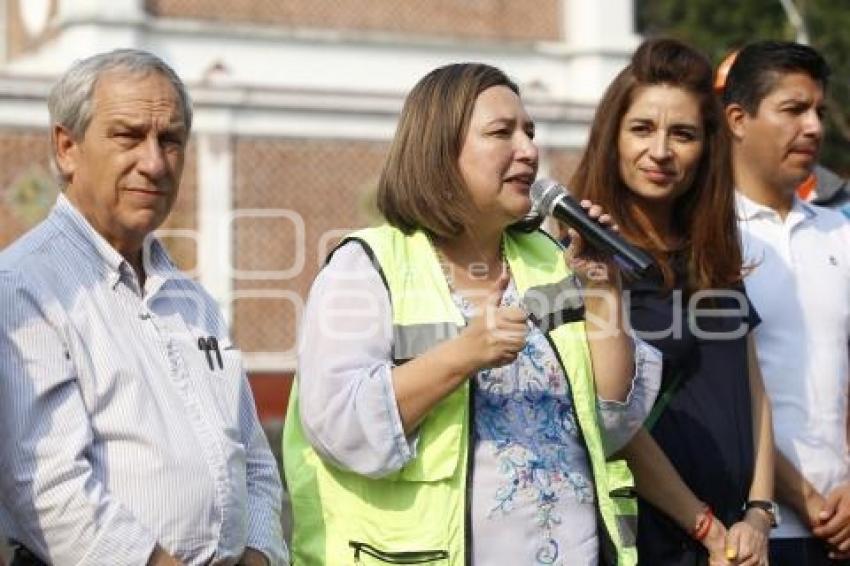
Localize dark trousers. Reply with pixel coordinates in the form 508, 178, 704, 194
9, 545, 47, 566
770, 537, 850, 566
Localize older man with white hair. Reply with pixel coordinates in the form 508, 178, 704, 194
0, 49, 287, 566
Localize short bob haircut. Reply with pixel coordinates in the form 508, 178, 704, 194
722, 40, 830, 115
571, 38, 740, 292
377, 63, 519, 238
47, 48, 192, 186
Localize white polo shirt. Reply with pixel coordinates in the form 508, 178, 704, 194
737, 192, 850, 538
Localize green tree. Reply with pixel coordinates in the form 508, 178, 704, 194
637, 0, 850, 175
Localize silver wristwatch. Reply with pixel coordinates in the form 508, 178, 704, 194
743, 499, 781, 528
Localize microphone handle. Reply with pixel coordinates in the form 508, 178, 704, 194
554, 194, 657, 278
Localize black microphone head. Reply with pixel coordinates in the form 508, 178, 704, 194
530, 178, 566, 214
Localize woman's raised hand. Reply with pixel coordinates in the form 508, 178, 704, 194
458, 271, 529, 370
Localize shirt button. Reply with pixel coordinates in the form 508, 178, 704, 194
139, 312, 151, 320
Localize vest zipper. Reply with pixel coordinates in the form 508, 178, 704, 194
609, 486, 637, 498
349, 541, 449, 564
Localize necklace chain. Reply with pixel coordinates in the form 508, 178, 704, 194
432, 237, 508, 294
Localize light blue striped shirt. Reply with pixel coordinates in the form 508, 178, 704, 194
0, 195, 287, 565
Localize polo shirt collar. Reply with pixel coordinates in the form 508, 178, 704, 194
735, 191, 817, 226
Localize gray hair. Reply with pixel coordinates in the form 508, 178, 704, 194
48, 49, 193, 183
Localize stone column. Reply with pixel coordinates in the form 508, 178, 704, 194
561, 0, 640, 103
197, 130, 235, 322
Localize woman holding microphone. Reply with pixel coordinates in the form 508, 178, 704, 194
283, 62, 660, 565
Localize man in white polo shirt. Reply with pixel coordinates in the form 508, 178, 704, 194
724, 41, 850, 565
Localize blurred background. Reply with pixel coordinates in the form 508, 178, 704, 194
0, 3, 846, 550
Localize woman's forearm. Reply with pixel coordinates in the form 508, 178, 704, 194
584, 289, 634, 402
621, 427, 705, 531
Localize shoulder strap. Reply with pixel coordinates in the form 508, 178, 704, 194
643, 369, 683, 431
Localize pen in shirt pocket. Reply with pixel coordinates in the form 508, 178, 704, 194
197, 336, 223, 370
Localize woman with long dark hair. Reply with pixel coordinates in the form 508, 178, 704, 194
571, 38, 775, 565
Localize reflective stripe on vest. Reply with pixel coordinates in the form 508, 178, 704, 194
521, 276, 586, 333
608, 459, 638, 548
391, 274, 585, 362
393, 322, 461, 362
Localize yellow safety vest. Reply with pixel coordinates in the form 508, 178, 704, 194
283, 225, 637, 565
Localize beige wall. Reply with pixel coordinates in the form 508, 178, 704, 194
231, 137, 388, 356
158, 140, 198, 273
547, 149, 582, 187
0, 129, 55, 248
145, 0, 561, 41
5, 0, 60, 61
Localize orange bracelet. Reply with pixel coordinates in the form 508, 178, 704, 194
692, 506, 714, 541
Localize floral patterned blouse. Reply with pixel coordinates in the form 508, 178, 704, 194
464, 279, 598, 565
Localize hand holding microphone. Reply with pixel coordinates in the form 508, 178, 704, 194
530, 178, 657, 279
564, 201, 622, 288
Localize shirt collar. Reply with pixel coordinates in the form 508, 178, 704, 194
49, 193, 178, 289
735, 191, 817, 225
142, 234, 180, 294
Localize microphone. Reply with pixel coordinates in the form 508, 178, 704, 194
530, 178, 657, 278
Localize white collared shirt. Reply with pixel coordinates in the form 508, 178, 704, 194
0, 195, 287, 565
737, 192, 850, 538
